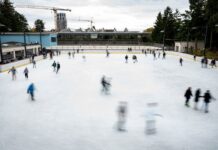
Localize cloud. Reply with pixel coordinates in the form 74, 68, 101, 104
13, 0, 190, 31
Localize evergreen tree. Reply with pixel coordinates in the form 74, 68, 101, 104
0, 0, 28, 32
152, 12, 164, 43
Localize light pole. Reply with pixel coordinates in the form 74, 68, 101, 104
23, 28, 27, 58
0, 23, 4, 64
160, 30, 165, 52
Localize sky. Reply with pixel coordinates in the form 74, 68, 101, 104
12, 0, 190, 32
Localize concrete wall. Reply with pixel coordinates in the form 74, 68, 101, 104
175, 41, 204, 53
0, 55, 43, 72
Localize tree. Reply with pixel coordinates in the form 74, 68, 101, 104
152, 12, 164, 43
34, 19, 45, 32
0, 0, 28, 32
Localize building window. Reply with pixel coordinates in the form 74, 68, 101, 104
51, 37, 57, 42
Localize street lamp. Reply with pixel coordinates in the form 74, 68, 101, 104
160, 30, 165, 52
0, 23, 5, 64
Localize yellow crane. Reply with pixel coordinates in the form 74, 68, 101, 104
15, 5, 71, 31
72, 18, 95, 31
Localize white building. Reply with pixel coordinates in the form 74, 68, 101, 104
0, 44, 40, 64
57, 13, 67, 32
175, 41, 204, 53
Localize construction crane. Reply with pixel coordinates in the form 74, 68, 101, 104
15, 5, 71, 31
72, 18, 94, 31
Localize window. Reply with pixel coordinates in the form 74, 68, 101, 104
51, 37, 57, 42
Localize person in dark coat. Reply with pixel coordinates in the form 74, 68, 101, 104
52, 61, 56, 72
125, 55, 128, 63
23, 67, 29, 79
201, 58, 205, 68
132, 55, 138, 63
117, 101, 128, 131
202, 90, 216, 113
184, 87, 193, 107
56, 62, 60, 74
179, 58, 183, 66
194, 89, 202, 110
193, 55, 196, 61
163, 52, 166, 59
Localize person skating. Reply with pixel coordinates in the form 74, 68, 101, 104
23, 67, 29, 79
101, 75, 111, 94
27, 83, 36, 101
193, 55, 196, 61
184, 87, 193, 107
117, 101, 128, 131
125, 55, 128, 63
202, 90, 216, 113
106, 50, 110, 57
163, 52, 166, 59
52, 61, 56, 72
8, 66, 17, 80
68, 52, 71, 58
179, 58, 183, 66
132, 55, 138, 63
32, 60, 36, 68
56, 62, 60, 74
194, 89, 202, 110
211, 59, 216, 68
204, 57, 208, 68
153, 51, 156, 60
201, 58, 205, 68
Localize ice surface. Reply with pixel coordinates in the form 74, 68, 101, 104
0, 53, 218, 150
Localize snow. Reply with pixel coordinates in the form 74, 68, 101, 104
0, 52, 218, 150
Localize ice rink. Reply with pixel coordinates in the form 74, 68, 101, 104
0, 52, 218, 150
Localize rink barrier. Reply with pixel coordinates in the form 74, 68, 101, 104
166, 51, 218, 68
0, 55, 44, 73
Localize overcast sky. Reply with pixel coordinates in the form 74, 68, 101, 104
12, 0, 189, 31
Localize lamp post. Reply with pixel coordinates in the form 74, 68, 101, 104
23, 28, 27, 58
0, 23, 4, 64
160, 30, 165, 52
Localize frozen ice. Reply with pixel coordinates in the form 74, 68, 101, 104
0, 53, 218, 150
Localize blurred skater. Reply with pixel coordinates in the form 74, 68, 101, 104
52, 61, 56, 72
153, 51, 156, 60
125, 55, 128, 63
163, 52, 166, 59
117, 101, 128, 131
23, 67, 29, 79
145, 102, 162, 134
201, 58, 205, 68
184, 87, 193, 107
211, 59, 216, 68
106, 50, 110, 57
8, 66, 17, 80
56, 62, 60, 74
179, 58, 183, 66
193, 55, 196, 61
27, 83, 36, 101
68, 52, 71, 58
101, 75, 111, 94
194, 89, 202, 110
32, 60, 36, 68
132, 55, 138, 63
202, 90, 216, 113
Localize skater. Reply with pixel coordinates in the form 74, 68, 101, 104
52, 61, 56, 72
184, 87, 193, 107
204, 57, 208, 68
194, 89, 202, 110
132, 55, 138, 63
211, 59, 216, 68
56, 62, 60, 74
101, 75, 111, 94
68, 52, 71, 58
82, 55, 86, 61
153, 51, 156, 60
202, 90, 216, 113
27, 83, 36, 101
8, 66, 17, 80
179, 58, 183, 66
163, 52, 166, 59
145, 102, 162, 134
72, 51, 75, 58
117, 101, 128, 131
158, 52, 161, 58
193, 55, 196, 61
49, 51, 53, 59
32, 60, 36, 68
23, 67, 29, 79
125, 55, 128, 63
201, 58, 205, 68
106, 50, 110, 57
31, 54, 35, 63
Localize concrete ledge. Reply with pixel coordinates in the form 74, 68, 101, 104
0, 55, 44, 73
